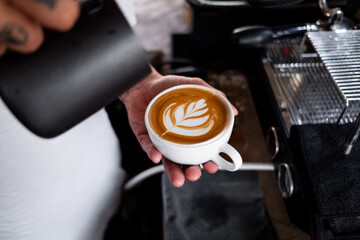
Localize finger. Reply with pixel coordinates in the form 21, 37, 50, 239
147, 148, 162, 164
0, 42, 6, 56
162, 157, 185, 188
10, 0, 80, 32
202, 161, 219, 174
0, 1, 43, 53
183, 165, 202, 182
232, 105, 239, 116
136, 133, 162, 163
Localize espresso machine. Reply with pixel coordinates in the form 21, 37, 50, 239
167, 0, 360, 239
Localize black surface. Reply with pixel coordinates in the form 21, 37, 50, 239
103, 174, 164, 240
247, 0, 304, 7
162, 171, 277, 240
290, 124, 360, 240
0, 0, 150, 138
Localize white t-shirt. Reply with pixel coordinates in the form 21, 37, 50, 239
0, 1, 136, 240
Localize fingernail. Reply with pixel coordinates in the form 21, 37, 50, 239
188, 173, 201, 182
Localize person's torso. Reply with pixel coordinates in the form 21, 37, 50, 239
0, 0, 135, 239
0, 99, 124, 240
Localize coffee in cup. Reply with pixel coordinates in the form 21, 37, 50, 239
145, 84, 242, 171
148, 86, 230, 144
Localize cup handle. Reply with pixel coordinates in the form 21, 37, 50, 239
212, 143, 242, 171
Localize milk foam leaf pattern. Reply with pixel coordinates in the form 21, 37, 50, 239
162, 99, 214, 137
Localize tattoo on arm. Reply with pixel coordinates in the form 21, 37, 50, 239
35, 0, 57, 9
0, 22, 28, 45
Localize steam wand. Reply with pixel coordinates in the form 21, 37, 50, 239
344, 113, 360, 155
233, 0, 350, 49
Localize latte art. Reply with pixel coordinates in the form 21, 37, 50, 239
148, 87, 230, 144
162, 99, 214, 137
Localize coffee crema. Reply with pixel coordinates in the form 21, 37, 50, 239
148, 87, 230, 144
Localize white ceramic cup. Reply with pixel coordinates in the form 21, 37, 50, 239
145, 84, 242, 171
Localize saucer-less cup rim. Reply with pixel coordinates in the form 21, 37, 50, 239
145, 84, 233, 147
144, 84, 242, 171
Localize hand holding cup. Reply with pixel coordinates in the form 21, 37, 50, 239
145, 84, 242, 171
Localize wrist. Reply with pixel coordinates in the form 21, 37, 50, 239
119, 65, 161, 104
